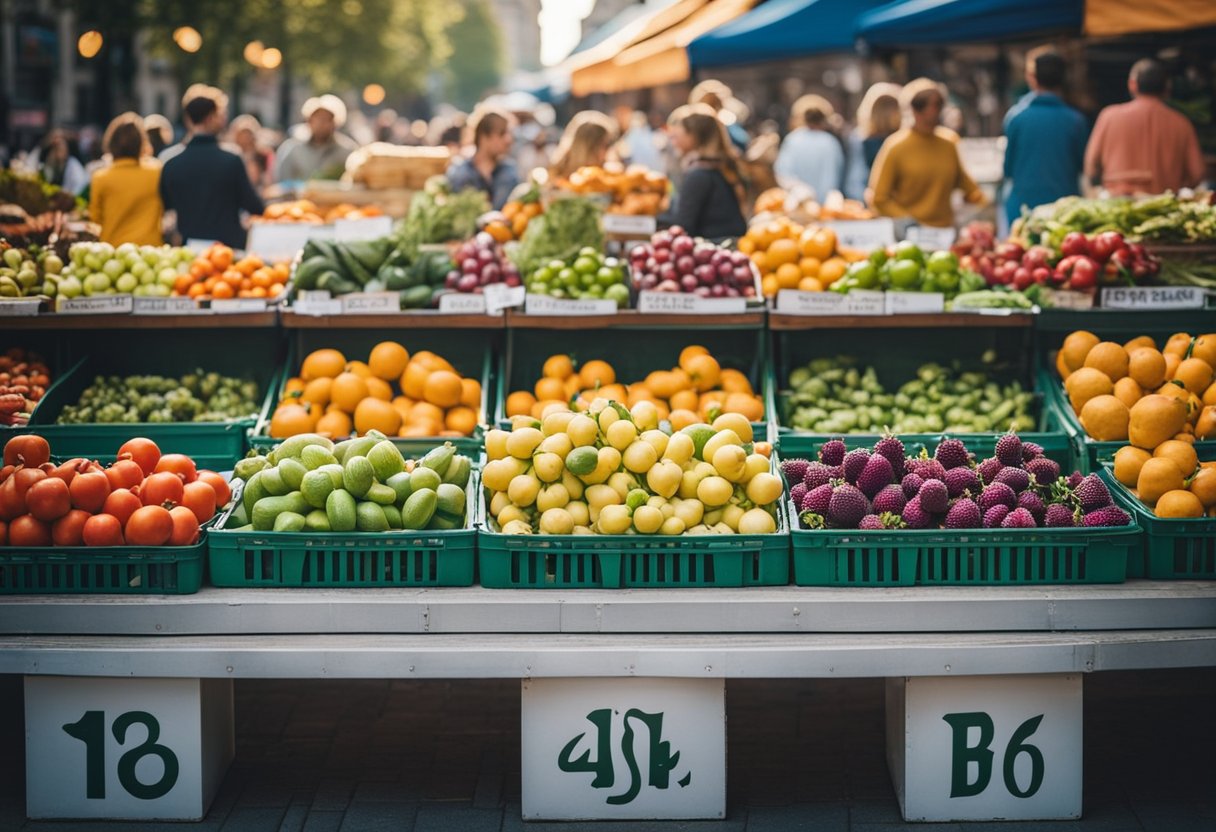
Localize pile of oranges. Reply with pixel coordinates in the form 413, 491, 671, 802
736, 219, 863, 297
270, 342, 481, 440
482, 199, 545, 243
253, 200, 384, 224
505, 345, 764, 428
175, 244, 289, 301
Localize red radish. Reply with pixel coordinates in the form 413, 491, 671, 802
82, 514, 124, 547
25, 477, 71, 522
168, 506, 200, 546
51, 509, 90, 546
140, 472, 184, 508
69, 469, 111, 513
101, 489, 142, 527
104, 459, 144, 491
125, 505, 173, 546
154, 454, 197, 483
180, 481, 217, 524
117, 438, 160, 477
8, 514, 50, 547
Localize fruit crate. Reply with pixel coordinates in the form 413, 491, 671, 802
770, 324, 1070, 465
1101, 466, 1216, 580
0, 539, 206, 595
250, 328, 496, 459
785, 501, 1133, 587
25, 329, 281, 471
207, 473, 478, 588
496, 324, 772, 439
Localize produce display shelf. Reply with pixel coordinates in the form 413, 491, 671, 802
768, 312, 1032, 330
281, 310, 506, 329
1102, 467, 1216, 581
785, 502, 1134, 587
0, 312, 278, 330
505, 309, 766, 329
0, 540, 206, 595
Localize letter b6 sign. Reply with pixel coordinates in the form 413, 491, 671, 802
886, 674, 1082, 822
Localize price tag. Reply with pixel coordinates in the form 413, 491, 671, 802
183, 238, 218, 254
484, 283, 526, 314
133, 296, 201, 315
0, 298, 41, 317
603, 214, 657, 236
636, 291, 745, 314
292, 290, 342, 316
438, 292, 488, 314
1041, 288, 1093, 310
775, 289, 847, 315
57, 294, 133, 315
340, 292, 399, 314
210, 298, 267, 314
843, 290, 886, 315
1100, 286, 1206, 310
524, 293, 618, 316
826, 218, 896, 249
334, 215, 394, 241
246, 223, 332, 260
906, 225, 957, 250
886, 291, 945, 314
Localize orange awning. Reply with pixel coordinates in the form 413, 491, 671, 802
1084, 0, 1216, 36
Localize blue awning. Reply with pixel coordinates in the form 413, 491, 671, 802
856, 0, 1083, 46
688, 0, 890, 68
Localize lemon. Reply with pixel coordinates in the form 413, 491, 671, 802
497, 504, 529, 527
539, 507, 574, 535
673, 499, 703, 528
597, 504, 632, 534
507, 474, 540, 507
622, 441, 658, 474
712, 445, 748, 482
566, 414, 599, 447
679, 469, 705, 500
722, 504, 744, 531
640, 429, 669, 458
630, 400, 659, 431
704, 509, 723, 526
542, 410, 575, 436
697, 475, 733, 507
632, 505, 663, 534
712, 412, 753, 443
485, 429, 509, 461
745, 453, 770, 481
702, 429, 742, 463
482, 459, 516, 492
489, 490, 511, 518
646, 460, 682, 498
537, 483, 570, 512
580, 446, 622, 484
539, 432, 574, 457
585, 484, 621, 510
506, 427, 544, 459
562, 469, 585, 500
606, 419, 638, 451
566, 500, 590, 526
607, 471, 637, 501
746, 473, 784, 506
533, 452, 565, 483
738, 507, 777, 534
501, 519, 533, 535
663, 433, 695, 466
659, 516, 686, 536
597, 406, 620, 433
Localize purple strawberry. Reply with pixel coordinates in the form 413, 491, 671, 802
1001, 507, 1038, 528
801, 483, 834, 515
872, 484, 907, 515
983, 505, 1011, 528
908, 458, 947, 482
934, 438, 970, 470
944, 466, 979, 498
1082, 506, 1130, 527
859, 514, 884, 530
819, 438, 846, 467
901, 472, 925, 499
995, 432, 1023, 467
918, 479, 950, 514
1024, 457, 1060, 487
827, 465, 844, 479
977, 456, 1003, 485
1066, 471, 1084, 488
979, 481, 1017, 512
803, 462, 834, 490
995, 466, 1031, 494
945, 498, 982, 528
1021, 442, 1045, 462
874, 433, 905, 473
902, 495, 933, 529
857, 454, 895, 498
780, 458, 810, 484
842, 448, 871, 484
789, 482, 808, 508
1075, 474, 1112, 512
1017, 491, 1046, 524
828, 484, 869, 529
1044, 503, 1077, 527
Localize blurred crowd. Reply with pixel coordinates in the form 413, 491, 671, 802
9, 48, 1207, 248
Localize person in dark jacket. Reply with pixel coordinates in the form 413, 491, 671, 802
159, 84, 264, 248
660, 103, 748, 241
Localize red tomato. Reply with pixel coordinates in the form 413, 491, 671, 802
82, 514, 124, 547
140, 472, 184, 508
26, 477, 71, 522
154, 454, 198, 484
69, 470, 111, 513
104, 459, 144, 491
168, 506, 200, 546
101, 489, 142, 527
2, 435, 50, 468
117, 438, 161, 477
197, 471, 232, 507
8, 514, 50, 547
0, 476, 23, 521
125, 505, 173, 546
51, 509, 91, 546
48, 458, 89, 485
180, 481, 217, 524
0, 519, 6, 545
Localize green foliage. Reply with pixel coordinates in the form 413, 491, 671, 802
443, 0, 505, 110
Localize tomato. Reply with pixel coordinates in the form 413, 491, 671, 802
0, 476, 24, 521
9, 514, 50, 547
26, 477, 71, 522
140, 471, 184, 508
49, 458, 89, 485
51, 509, 90, 546
2, 435, 50, 468
69, 469, 111, 513
0, 520, 6, 546
0, 464, 13, 482
180, 481, 217, 524
82, 514, 124, 547
104, 459, 144, 491
117, 437, 161, 477
197, 470, 232, 507
155, 454, 198, 484
13, 465, 45, 495
125, 505, 173, 546
168, 506, 200, 546
101, 489, 142, 527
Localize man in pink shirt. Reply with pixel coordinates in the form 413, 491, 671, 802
1084, 58, 1207, 196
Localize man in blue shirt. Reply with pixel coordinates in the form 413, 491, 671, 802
1002, 48, 1088, 231
446, 106, 519, 210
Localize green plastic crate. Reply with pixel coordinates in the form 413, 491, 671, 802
1102, 466, 1215, 580
0, 335, 74, 432
0, 540, 206, 594
786, 501, 1134, 587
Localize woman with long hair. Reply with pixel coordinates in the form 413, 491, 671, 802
659, 104, 747, 241
774, 94, 845, 201
89, 112, 163, 245
844, 83, 903, 201
549, 110, 617, 182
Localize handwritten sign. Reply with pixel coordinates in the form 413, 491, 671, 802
210, 298, 267, 314
525, 293, 618, 316
636, 291, 744, 314
133, 296, 200, 315
484, 283, 526, 314
246, 223, 332, 260
603, 214, 657, 236
438, 292, 488, 314
334, 215, 394, 241
292, 291, 342, 316
886, 291, 945, 314
0, 298, 42, 317
775, 289, 846, 315
843, 290, 886, 315
340, 292, 399, 314
905, 225, 957, 251
1040, 288, 1093, 310
57, 294, 133, 315
1100, 286, 1205, 310
826, 218, 896, 250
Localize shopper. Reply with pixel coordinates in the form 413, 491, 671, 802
230, 114, 275, 191
35, 130, 88, 194
275, 95, 358, 182
1003, 47, 1088, 226
659, 103, 747, 241
844, 83, 902, 201
1084, 58, 1205, 196
689, 79, 750, 152
143, 114, 173, 157
614, 106, 665, 172
446, 105, 520, 210
774, 94, 845, 201
868, 78, 985, 228
549, 111, 616, 182
89, 113, 163, 246
159, 84, 265, 248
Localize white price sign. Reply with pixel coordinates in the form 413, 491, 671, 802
637, 291, 745, 314
906, 225, 957, 250
826, 218, 896, 249
438, 292, 488, 314
603, 214, 657, 236
133, 296, 201, 315
246, 223, 332, 260
484, 283, 526, 314
334, 215, 394, 241
0, 298, 41, 317
525, 293, 618, 316
292, 291, 342, 316
340, 292, 399, 314
886, 291, 945, 314
183, 238, 219, 254
1041, 288, 1094, 310
775, 289, 846, 315
210, 298, 267, 314
843, 289, 886, 315
57, 294, 133, 315
1100, 286, 1206, 310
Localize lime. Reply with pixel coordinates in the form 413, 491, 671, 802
573, 256, 599, 275
894, 241, 924, 264
558, 267, 579, 288
596, 266, 620, 287
887, 259, 922, 289
605, 283, 630, 308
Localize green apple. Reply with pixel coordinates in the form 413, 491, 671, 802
115, 273, 139, 293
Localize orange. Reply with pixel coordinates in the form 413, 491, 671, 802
669, 389, 699, 412
719, 369, 752, 394
423, 370, 463, 408
412, 350, 455, 373
460, 378, 481, 410
354, 398, 401, 437
284, 377, 306, 395
1060, 331, 1099, 373
301, 377, 333, 407
1064, 367, 1113, 412
506, 390, 536, 417
534, 376, 566, 402
725, 392, 764, 422
401, 362, 431, 400
766, 238, 799, 268
1128, 348, 1167, 389
399, 424, 434, 438
1204, 382, 1216, 408
1137, 457, 1186, 504
1113, 446, 1151, 487
345, 360, 372, 379
1154, 439, 1199, 478
364, 377, 393, 402
1155, 489, 1204, 518
1163, 352, 1182, 380
543, 354, 574, 380
736, 236, 756, 255
1174, 358, 1213, 396
761, 274, 779, 297
1124, 335, 1156, 352
269, 403, 314, 438
1112, 377, 1143, 410
685, 354, 721, 392
391, 396, 413, 419
1083, 341, 1129, 381
410, 401, 445, 427
818, 258, 847, 286
315, 409, 353, 439
368, 341, 409, 381
776, 263, 802, 289
579, 360, 615, 389
1190, 334, 1216, 368
563, 375, 583, 398
645, 370, 677, 400
800, 227, 837, 261
1189, 466, 1216, 508
750, 251, 769, 273
798, 276, 824, 292
330, 372, 369, 413
444, 406, 478, 435
668, 408, 700, 431
799, 257, 821, 277
678, 345, 709, 368
1163, 332, 1193, 358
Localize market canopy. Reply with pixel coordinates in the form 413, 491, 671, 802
856, 0, 1083, 46
1083, 0, 1216, 36
687, 0, 891, 68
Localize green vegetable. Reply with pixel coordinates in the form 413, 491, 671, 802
512, 197, 604, 276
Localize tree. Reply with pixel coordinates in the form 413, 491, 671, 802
443, 0, 504, 110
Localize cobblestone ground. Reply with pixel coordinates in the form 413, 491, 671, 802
0, 668, 1210, 831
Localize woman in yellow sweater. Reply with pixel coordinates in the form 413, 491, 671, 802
867, 79, 984, 228
89, 112, 163, 245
